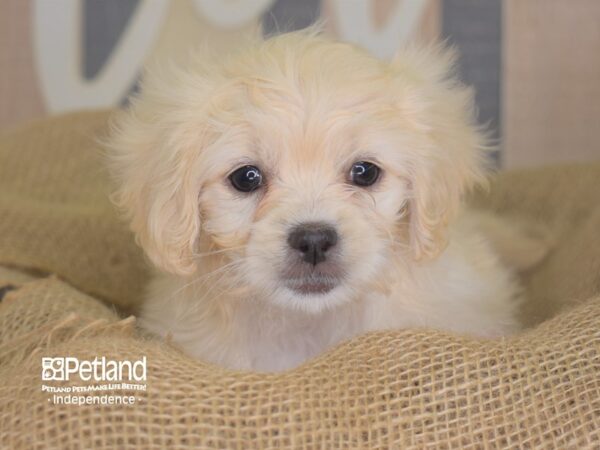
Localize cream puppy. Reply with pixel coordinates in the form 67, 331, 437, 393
109, 31, 539, 371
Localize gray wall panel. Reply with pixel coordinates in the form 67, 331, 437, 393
442, 0, 502, 147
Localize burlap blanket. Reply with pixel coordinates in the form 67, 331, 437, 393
0, 111, 599, 449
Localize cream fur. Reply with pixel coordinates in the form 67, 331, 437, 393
109, 31, 537, 371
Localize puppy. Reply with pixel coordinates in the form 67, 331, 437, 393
108, 30, 543, 371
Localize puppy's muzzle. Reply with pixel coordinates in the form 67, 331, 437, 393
283, 222, 342, 295
287, 222, 338, 266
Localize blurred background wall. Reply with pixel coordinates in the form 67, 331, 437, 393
1, 0, 599, 168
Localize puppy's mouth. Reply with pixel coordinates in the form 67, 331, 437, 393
284, 275, 340, 295
280, 262, 344, 296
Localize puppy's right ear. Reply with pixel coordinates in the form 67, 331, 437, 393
107, 67, 213, 276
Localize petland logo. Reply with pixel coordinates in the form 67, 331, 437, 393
42, 357, 147, 382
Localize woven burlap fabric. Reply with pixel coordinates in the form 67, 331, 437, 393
0, 111, 148, 310
0, 111, 599, 448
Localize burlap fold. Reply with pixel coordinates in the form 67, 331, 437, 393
1, 111, 599, 448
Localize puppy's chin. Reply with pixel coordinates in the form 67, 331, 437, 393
284, 276, 338, 295
269, 283, 356, 315
281, 262, 344, 296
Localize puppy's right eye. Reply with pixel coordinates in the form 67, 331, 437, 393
229, 165, 264, 192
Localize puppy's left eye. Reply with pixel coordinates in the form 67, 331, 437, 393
229, 165, 264, 192
349, 161, 380, 187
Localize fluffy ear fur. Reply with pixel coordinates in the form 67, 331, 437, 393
107, 63, 218, 276
393, 44, 490, 261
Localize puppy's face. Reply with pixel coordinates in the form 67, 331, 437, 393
198, 101, 411, 312
110, 33, 487, 313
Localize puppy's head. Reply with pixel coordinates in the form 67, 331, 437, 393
109, 31, 488, 313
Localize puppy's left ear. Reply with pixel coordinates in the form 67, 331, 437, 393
393, 44, 489, 261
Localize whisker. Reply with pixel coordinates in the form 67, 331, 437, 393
172, 245, 246, 263
182, 258, 258, 317
166, 258, 247, 304
191, 246, 245, 258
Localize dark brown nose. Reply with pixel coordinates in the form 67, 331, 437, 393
287, 222, 338, 266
